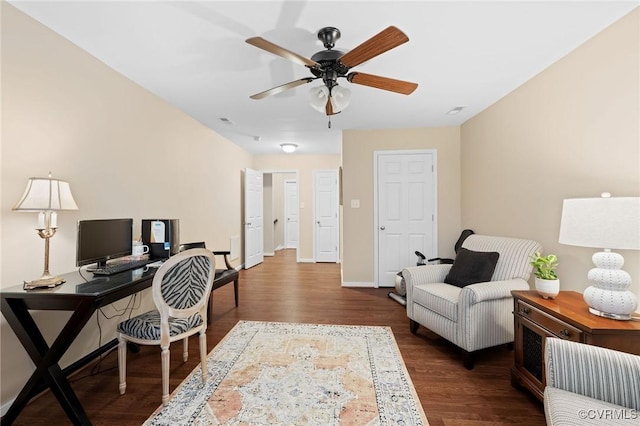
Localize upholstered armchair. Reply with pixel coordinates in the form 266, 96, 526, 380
403, 234, 541, 369
544, 337, 640, 426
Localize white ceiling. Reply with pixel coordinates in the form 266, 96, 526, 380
8, 1, 638, 155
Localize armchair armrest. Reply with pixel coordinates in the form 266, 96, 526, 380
545, 337, 640, 410
402, 264, 452, 287
211, 250, 233, 270
462, 278, 530, 304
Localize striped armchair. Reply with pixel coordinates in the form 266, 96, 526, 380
403, 234, 541, 369
544, 338, 640, 426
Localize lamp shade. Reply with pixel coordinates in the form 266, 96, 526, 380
558, 196, 640, 250
13, 176, 78, 212
330, 85, 351, 112
309, 86, 329, 113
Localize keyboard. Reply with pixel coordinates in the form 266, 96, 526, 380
88, 259, 155, 276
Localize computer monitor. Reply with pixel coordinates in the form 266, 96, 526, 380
76, 219, 133, 269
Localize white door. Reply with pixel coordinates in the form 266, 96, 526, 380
244, 168, 264, 269
376, 151, 436, 287
314, 170, 339, 262
284, 180, 298, 249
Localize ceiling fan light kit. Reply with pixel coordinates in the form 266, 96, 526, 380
246, 26, 418, 117
309, 85, 351, 114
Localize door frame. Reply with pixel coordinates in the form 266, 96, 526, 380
262, 169, 300, 262
313, 169, 340, 263
373, 150, 438, 288
284, 178, 299, 250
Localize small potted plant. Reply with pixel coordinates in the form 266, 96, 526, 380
530, 251, 559, 299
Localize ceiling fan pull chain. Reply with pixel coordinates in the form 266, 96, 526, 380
328, 117, 331, 129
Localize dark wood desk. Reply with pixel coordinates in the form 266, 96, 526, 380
1, 266, 158, 425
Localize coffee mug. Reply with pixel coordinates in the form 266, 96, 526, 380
132, 242, 149, 257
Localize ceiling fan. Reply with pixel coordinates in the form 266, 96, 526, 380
246, 26, 418, 116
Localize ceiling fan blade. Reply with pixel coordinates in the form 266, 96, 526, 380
246, 37, 319, 68
347, 72, 418, 95
250, 78, 315, 100
339, 26, 409, 68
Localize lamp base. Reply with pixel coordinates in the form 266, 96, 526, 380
23, 274, 65, 290
588, 307, 632, 321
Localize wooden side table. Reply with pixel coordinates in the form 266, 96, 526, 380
510, 290, 640, 401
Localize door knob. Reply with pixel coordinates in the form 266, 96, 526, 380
380, 226, 386, 230
317, 221, 321, 225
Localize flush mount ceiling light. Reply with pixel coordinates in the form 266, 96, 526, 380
280, 143, 297, 153
246, 26, 418, 117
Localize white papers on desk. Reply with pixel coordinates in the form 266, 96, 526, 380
151, 221, 165, 243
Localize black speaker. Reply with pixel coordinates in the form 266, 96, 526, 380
141, 219, 180, 259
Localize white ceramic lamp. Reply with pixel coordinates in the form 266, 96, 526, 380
558, 193, 640, 320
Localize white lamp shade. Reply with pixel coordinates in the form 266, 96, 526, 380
309, 86, 329, 113
330, 85, 351, 112
559, 196, 640, 250
13, 176, 79, 211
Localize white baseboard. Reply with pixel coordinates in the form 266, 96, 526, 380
298, 258, 314, 263
264, 252, 275, 257
341, 281, 375, 288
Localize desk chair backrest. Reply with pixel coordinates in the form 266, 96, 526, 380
152, 249, 215, 343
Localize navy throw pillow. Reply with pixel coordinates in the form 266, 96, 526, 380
444, 248, 500, 288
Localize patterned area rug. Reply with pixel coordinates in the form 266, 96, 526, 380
144, 321, 428, 425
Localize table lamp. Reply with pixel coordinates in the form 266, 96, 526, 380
558, 193, 640, 320
12, 173, 79, 289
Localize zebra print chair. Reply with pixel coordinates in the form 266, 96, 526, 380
117, 248, 215, 405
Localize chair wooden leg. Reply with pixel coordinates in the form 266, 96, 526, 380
199, 330, 207, 384
461, 349, 475, 370
161, 346, 170, 405
183, 337, 189, 362
409, 319, 420, 334
233, 278, 239, 307
117, 335, 127, 395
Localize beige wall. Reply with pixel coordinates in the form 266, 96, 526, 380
253, 155, 341, 261
461, 9, 640, 301
342, 127, 461, 284
1, 4, 252, 406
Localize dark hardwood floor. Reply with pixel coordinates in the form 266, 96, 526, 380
10, 249, 545, 425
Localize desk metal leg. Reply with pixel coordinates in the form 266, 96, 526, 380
1, 297, 99, 425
